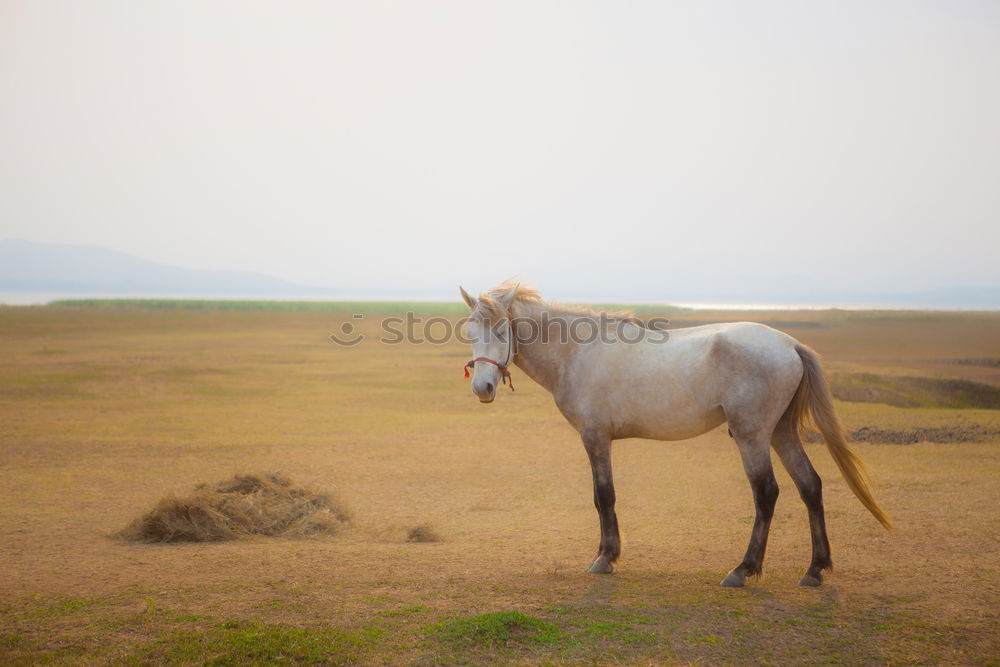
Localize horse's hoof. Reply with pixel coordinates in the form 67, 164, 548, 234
720, 570, 745, 588
586, 559, 614, 574
798, 573, 822, 587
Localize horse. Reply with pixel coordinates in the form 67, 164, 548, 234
459, 281, 891, 587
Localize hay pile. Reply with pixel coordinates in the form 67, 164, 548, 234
117, 473, 351, 543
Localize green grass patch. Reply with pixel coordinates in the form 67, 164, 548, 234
132, 620, 379, 665
26, 596, 100, 617
426, 611, 561, 649
170, 614, 208, 623
378, 604, 429, 618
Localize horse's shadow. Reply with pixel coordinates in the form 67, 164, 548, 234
578, 571, 841, 611
580, 574, 622, 607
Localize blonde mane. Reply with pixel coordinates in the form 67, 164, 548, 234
471, 280, 639, 325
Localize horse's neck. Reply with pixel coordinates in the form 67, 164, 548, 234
510, 303, 572, 395
513, 338, 566, 395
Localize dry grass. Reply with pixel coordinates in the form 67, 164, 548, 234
405, 524, 442, 543
0, 304, 998, 664
116, 473, 350, 543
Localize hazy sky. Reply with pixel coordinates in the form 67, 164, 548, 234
2, 1, 998, 301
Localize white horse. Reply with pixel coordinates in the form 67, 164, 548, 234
460, 281, 891, 587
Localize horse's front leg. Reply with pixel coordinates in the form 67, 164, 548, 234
582, 429, 620, 574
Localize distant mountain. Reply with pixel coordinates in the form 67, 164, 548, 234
2, 238, 997, 308
0, 239, 333, 295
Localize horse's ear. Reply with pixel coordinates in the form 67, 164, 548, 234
498, 283, 519, 309
459, 286, 477, 310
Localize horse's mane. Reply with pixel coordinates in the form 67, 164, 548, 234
472, 279, 640, 325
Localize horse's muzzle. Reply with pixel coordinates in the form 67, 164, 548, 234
473, 380, 496, 403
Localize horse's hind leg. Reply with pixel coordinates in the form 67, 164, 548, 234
722, 433, 779, 588
581, 428, 620, 574
771, 412, 832, 586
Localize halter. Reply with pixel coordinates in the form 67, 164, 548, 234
463, 313, 516, 391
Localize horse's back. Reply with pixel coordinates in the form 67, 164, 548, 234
642, 321, 800, 376
562, 321, 803, 440
679, 321, 803, 396
701, 321, 802, 369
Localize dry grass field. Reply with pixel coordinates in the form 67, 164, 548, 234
1, 302, 998, 665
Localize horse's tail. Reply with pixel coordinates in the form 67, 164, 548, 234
790, 344, 893, 531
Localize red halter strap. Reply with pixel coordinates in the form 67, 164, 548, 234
462, 314, 516, 391
463, 357, 514, 390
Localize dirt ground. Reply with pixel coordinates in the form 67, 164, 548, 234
1, 304, 998, 665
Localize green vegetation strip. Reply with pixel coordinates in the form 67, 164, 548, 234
46, 299, 471, 314
45, 298, 691, 315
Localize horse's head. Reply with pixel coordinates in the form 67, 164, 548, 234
460, 285, 517, 403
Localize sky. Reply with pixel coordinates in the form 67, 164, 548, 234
1, 0, 999, 302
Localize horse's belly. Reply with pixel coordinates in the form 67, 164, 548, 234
623, 403, 727, 441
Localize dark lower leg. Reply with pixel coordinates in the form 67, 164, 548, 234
591, 477, 620, 562
799, 469, 832, 583
723, 469, 778, 586
583, 432, 619, 573
738, 470, 779, 577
